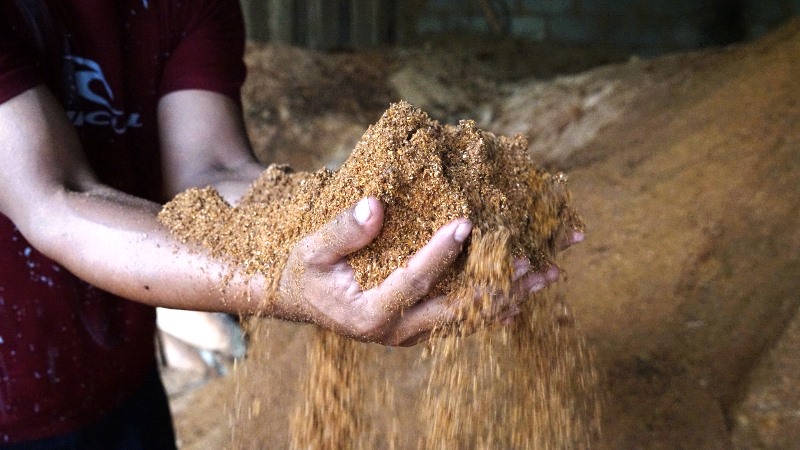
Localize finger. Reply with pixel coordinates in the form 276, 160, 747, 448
498, 304, 522, 325
571, 230, 586, 244
456, 264, 559, 324
385, 285, 525, 346
379, 295, 455, 346
368, 218, 472, 311
389, 293, 493, 345
513, 264, 560, 295
556, 229, 585, 252
422, 264, 556, 326
513, 258, 531, 281
299, 197, 384, 267
385, 264, 560, 345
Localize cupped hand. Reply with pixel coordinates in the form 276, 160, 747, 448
278, 197, 576, 346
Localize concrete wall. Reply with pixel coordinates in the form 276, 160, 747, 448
242, 0, 396, 49
415, 0, 800, 55
244, 0, 800, 55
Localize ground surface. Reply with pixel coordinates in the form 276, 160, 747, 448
167, 20, 800, 449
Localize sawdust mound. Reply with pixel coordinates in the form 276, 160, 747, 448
159, 100, 582, 303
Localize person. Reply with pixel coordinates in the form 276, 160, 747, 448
0, 0, 574, 448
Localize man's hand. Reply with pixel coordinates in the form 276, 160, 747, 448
278, 197, 573, 346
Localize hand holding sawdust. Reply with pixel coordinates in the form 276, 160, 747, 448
275, 196, 575, 345
158, 101, 583, 345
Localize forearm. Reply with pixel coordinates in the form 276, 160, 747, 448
21, 184, 288, 317
158, 89, 266, 204
0, 87, 284, 316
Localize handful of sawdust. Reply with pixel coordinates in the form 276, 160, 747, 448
158, 101, 583, 305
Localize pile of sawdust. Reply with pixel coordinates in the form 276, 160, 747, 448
159, 100, 597, 448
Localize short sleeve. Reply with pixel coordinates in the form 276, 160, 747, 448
159, 0, 247, 104
0, 24, 44, 105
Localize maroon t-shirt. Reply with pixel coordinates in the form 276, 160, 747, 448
0, 0, 246, 443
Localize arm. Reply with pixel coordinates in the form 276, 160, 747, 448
158, 89, 264, 203
155, 89, 566, 345
0, 86, 262, 313
0, 86, 565, 346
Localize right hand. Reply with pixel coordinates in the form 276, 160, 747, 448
276, 197, 566, 346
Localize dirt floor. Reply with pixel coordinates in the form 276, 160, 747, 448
167, 19, 800, 449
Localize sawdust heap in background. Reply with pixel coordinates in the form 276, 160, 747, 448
159, 100, 582, 300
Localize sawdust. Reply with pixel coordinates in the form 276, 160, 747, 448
159, 100, 597, 448
159, 100, 582, 302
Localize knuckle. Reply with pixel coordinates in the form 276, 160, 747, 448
395, 336, 417, 347
291, 237, 312, 259
403, 271, 433, 299
351, 313, 384, 342
377, 329, 409, 347
356, 325, 384, 343
294, 236, 324, 265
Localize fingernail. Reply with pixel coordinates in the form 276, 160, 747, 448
454, 221, 472, 243
529, 281, 547, 293
513, 259, 530, 281
524, 273, 548, 292
546, 265, 560, 282
354, 198, 372, 225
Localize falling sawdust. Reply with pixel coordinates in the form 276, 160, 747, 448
159, 101, 600, 448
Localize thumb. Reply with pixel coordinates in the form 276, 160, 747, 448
300, 197, 384, 267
